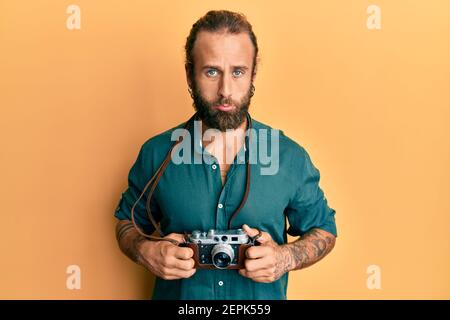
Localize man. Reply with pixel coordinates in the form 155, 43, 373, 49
114, 10, 337, 300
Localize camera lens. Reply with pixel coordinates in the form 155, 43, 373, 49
211, 243, 235, 269
213, 252, 231, 268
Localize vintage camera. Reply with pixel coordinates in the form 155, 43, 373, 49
180, 229, 258, 269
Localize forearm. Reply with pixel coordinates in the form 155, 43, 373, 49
280, 228, 336, 272
115, 220, 148, 266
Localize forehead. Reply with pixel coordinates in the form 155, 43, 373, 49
192, 30, 254, 66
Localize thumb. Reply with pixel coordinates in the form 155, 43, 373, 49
242, 224, 271, 244
164, 233, 186, 245
242, 224, 260, 237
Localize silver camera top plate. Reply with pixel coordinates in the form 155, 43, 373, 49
187, 229, 250, 244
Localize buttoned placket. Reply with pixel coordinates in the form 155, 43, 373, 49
192, 121, 249, 299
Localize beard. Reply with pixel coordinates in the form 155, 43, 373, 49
191, 83, 252, 131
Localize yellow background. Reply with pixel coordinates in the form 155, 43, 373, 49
1, 0, 449, 299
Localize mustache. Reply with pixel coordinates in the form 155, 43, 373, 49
213, 98, 232, 106
211, 97, 239, 109
191, 81, 254, 109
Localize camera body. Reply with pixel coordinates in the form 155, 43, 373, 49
180, 229, 256, 269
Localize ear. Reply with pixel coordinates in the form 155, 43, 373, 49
252, 57, 259, 79
185, 64, 193, 89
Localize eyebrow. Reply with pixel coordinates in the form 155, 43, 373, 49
202, 65, 249, 71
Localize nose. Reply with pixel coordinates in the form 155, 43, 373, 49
218, 72, 232, 101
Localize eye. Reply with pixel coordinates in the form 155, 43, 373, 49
206, 69, 218, 77
233, 69, 244, 77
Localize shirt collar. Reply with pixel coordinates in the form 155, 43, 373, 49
192, 114, 251, 158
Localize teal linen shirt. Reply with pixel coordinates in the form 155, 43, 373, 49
114, 114, 337, 300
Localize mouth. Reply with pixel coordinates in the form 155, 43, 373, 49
212, 104, 235, 112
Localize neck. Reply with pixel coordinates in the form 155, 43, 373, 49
201, 116, 248, 153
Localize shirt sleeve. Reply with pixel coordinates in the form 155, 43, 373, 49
285, 146, 337, 237
114, 145, 160, 235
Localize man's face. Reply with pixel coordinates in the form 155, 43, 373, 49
188, 30, 255, 131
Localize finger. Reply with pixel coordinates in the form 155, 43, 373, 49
173, 246, 194, 260
164, 233, 186, 244
242, 225, 272, 244
168, 258, 195, 271
249, 276, 274, 283
239, 269, 249, 278
245, 255, 273, 272
238, 270, 273, 283
245, 245, 272, 259
244, 268, 274, 279
162, 267, 196, 280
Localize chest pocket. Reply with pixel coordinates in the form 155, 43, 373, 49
225, 169, 288, 234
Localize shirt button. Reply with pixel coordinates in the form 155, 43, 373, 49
218, 203, 223, 209
218, 281, 224, 286
212, 164, 217, 170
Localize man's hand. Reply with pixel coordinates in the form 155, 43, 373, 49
238, 225, 337, 283
137, 233, 196, 280
239, 224, 290, 283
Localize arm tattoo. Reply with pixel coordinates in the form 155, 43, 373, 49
116, 222, 135, 242
283, 228, 336, 272
115, 221, 147, 264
